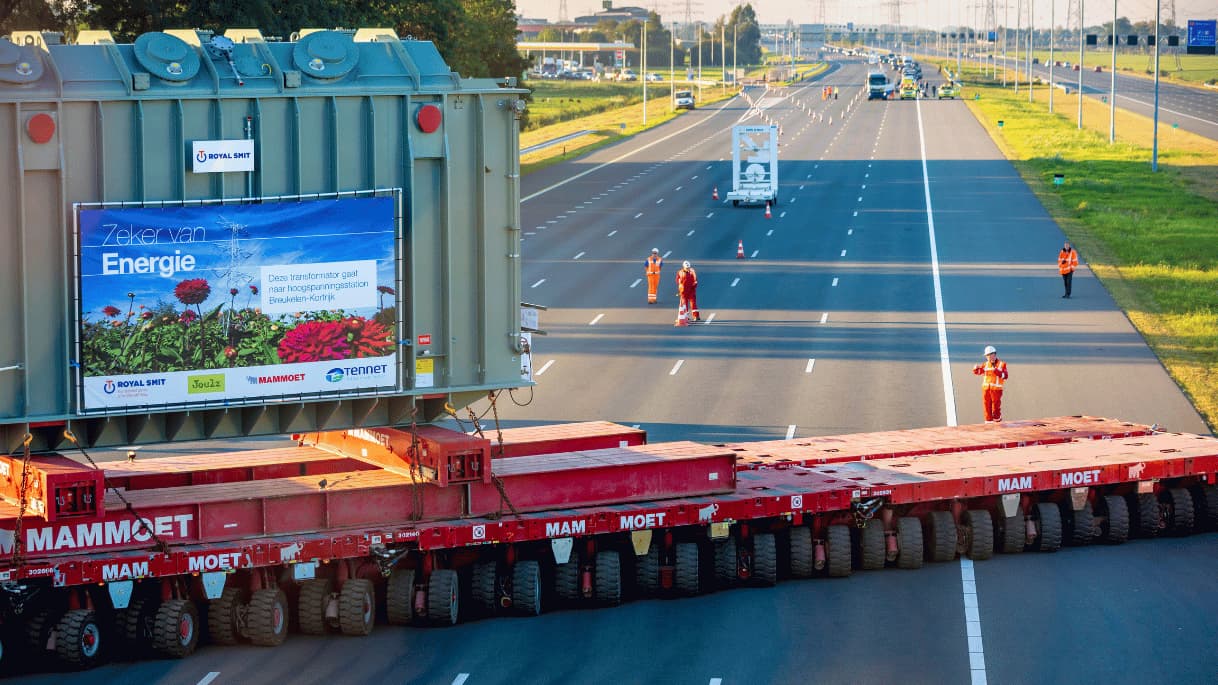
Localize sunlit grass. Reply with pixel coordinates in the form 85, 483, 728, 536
951, 63, 1218, 430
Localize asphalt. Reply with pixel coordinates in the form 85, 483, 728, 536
18, 56, 1214, 685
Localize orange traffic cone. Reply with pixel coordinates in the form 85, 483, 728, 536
712, 186, 719, 201
674, 302, 689, 327
737, 240, 745, 258
764, 202, 772, 219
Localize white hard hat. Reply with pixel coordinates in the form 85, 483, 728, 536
983, 345, 997, 355
682, 261, 691, 269
652, 248, 659, 253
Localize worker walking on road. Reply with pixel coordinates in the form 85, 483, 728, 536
972, 345, 1009, 423
1058, 241, 1078, 298
676, 261, 699, 322
645, 248, 663, 304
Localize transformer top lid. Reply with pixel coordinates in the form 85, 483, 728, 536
292, 30, 359, 80
133, 31, 201, 82
0, 38, 44, 84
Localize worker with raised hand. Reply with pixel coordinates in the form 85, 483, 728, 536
1058, 241, 1078, 298
676, 260, 699, 322
645, 248, 663, 304
972, 345, 1009, 423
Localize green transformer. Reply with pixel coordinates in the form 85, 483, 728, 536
0, 29, 527, 450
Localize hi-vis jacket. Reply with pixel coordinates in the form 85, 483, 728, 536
974, 359, 1009, 389
676, 267, 697, 293
1058, 248, 1078, 275
646, 254, 663, 275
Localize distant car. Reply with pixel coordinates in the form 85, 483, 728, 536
617, 69, 638, 81
1054, 60, 1062, 67
1094, 65, 1103, 73
1073, 63, 1080, 71
645, 72, 662, 82
673, 89, 695, 110
938, 82, 960, 99
1032, 57, 1040, 64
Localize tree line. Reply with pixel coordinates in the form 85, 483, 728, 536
0, 0, 528, 79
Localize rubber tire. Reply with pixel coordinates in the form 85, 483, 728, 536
965, 510, 994, 560
1132, 493, 1162, 538
385, 569, 414, 626
826, 524, 852, 577
999, 514, 1025, 554
119, 598, 153, 646
860, 520, 886, 570
753, 533, 777, 586
1066, 502, 1096, 546
789, 527, 815, 578
296, 578, 332, 636
636, 545, 661, 596
208, 587, 246, 645
674, 542, 700, 595
1102, 494, 1130, 544
54, 609, 103, 669
26, 609, 52, 654
247, 588, 289, 647
926, 511, 957, 562
1035, 502, 1062, 553
896, 516, 923, 569
594, 551, 622, 605
1165, 487, 1195, 535
553, 561, 580, 603
713, 538, 738, 587
1190, 484, 1218, 530
470, 561, 498, 615
512, 560, 543, 616
152, 599, 199, 658
338, 579, 375, 637
426, 569, 459, 626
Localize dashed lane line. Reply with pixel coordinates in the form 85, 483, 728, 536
669, 360, 685, 376
730, 278, 740, 287
634, 212, 644, 219
706, 213, 714, 219
848, 229, 853, 235
630, 278, 642, 288
663, 250, 672, 259
820, 312, 828, 324
573, 252, 585, 260
780, 211, 787, 218
785, 425, 797, 439
687, 230, 695, 236
535, 360, 555, 376
197, 674, 220, 685
805, 358, 815, 374
706, 312, 716, 323
750, 250, 759, 258
841, 250, 847, 257
589, 313, 604, 325
656, 198, 665, 205
766, 229, 773, 236
452, 675, 470, 685
531, 279, 546, 288
607, 230, 617, 237
831, 277, 839, 287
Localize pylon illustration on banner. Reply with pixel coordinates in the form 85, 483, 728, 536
674, 302, 689, 327
737, 239, 745, 259
764, 202, 772, 219
712, 186, 719, 201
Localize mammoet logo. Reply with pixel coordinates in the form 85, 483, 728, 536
0, 514, 193, 554
102, 561, 149, 581
998, 476, 1033, 492
619, 512, 667, 530
545, 519, 586, 537
1060, 469, 1101, 487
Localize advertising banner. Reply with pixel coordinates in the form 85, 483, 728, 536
77, 196, 399, 410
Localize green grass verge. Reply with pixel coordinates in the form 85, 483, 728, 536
948, 63, 1218, 431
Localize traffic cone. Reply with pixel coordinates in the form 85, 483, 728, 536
712, 186, 719, 201
828, 116, 833, 125
737, 240, 745, 258
764, 202, 772, 219
674, 302, 688, 327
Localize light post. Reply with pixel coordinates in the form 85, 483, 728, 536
1152, 0, 1161, 170
1049, 0, 1056, 112
1109, 0, 1117, 143
1078, 0, 1085, 128
642, 19, 648, 125
733, 19, 737, 86
1003, 0, 1008, 86
671, 21, 676, 85
1027, 0, 1033, 102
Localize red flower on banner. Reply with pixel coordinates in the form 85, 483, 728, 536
277, 320, 351, 363
345, 316, 395, 358
249, 285, 259, 294
174, 278, 211, 306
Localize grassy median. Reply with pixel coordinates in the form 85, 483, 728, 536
948, 64, 1218, 431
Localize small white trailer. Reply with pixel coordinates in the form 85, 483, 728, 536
726, 124, 779, 206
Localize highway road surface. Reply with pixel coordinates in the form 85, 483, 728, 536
20, 58, 1215, 685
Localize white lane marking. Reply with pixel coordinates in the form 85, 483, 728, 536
531, 279, 546, 288
607, 230, 617, 237
780, 211, 787, 218
804, 358, 816, 374
706, 312, 716, 323
675, 186, 683, 191
656, 198, 665, 205
750, 250, 759, 258
730, 278, 740, 287
710, 679, 723, 685
197, 674, 221, 685
861, 184, 866, 190
820, 312, 828, 324
669, 360, 685, 376
831, 277, 839, 287
841, 250, 847, 257
687, 230, 695, 236
631, 424, 641, 429
706, 213, 714, 219
916, 92, 972, 684
535, 226, 545, 230
707, 165, 713, 169
573, 252, 585, 260
634, 212, 644, 219
790, 197, 797, 204
857, 196, 862, 202
589, 313, 604, 325
865, 173, 869, 178
848, 229, 853, 235
546, 220, 558, 224
663, 250, 672, 258
766, 229, 774, 237
630, 278, 642, 288
536, 360, 555, 376
452, 676, 470, 685
806, 173, 811, 179
691, 175, 698, 180
785, 425, 797, 439
853, 211, 858, 217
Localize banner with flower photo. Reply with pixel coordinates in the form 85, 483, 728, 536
76, 196, 399, 410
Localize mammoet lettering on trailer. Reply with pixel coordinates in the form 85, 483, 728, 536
0, 514, 194, 554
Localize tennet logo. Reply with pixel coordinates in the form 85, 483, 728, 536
325, 364, 388, 383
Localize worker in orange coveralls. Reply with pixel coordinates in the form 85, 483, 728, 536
1058, 241, 1078, 298
676, 261, 699, 322
972, 345, 1009, 422
645, 248, 663, 304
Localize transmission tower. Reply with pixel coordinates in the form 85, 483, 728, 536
1066, 0, 1080, 34
1168, 0, 1177, 27
984, 0, 996, 41
557, 0, 569, 23
817, 0, 827, 25
886, 0, 902, 29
